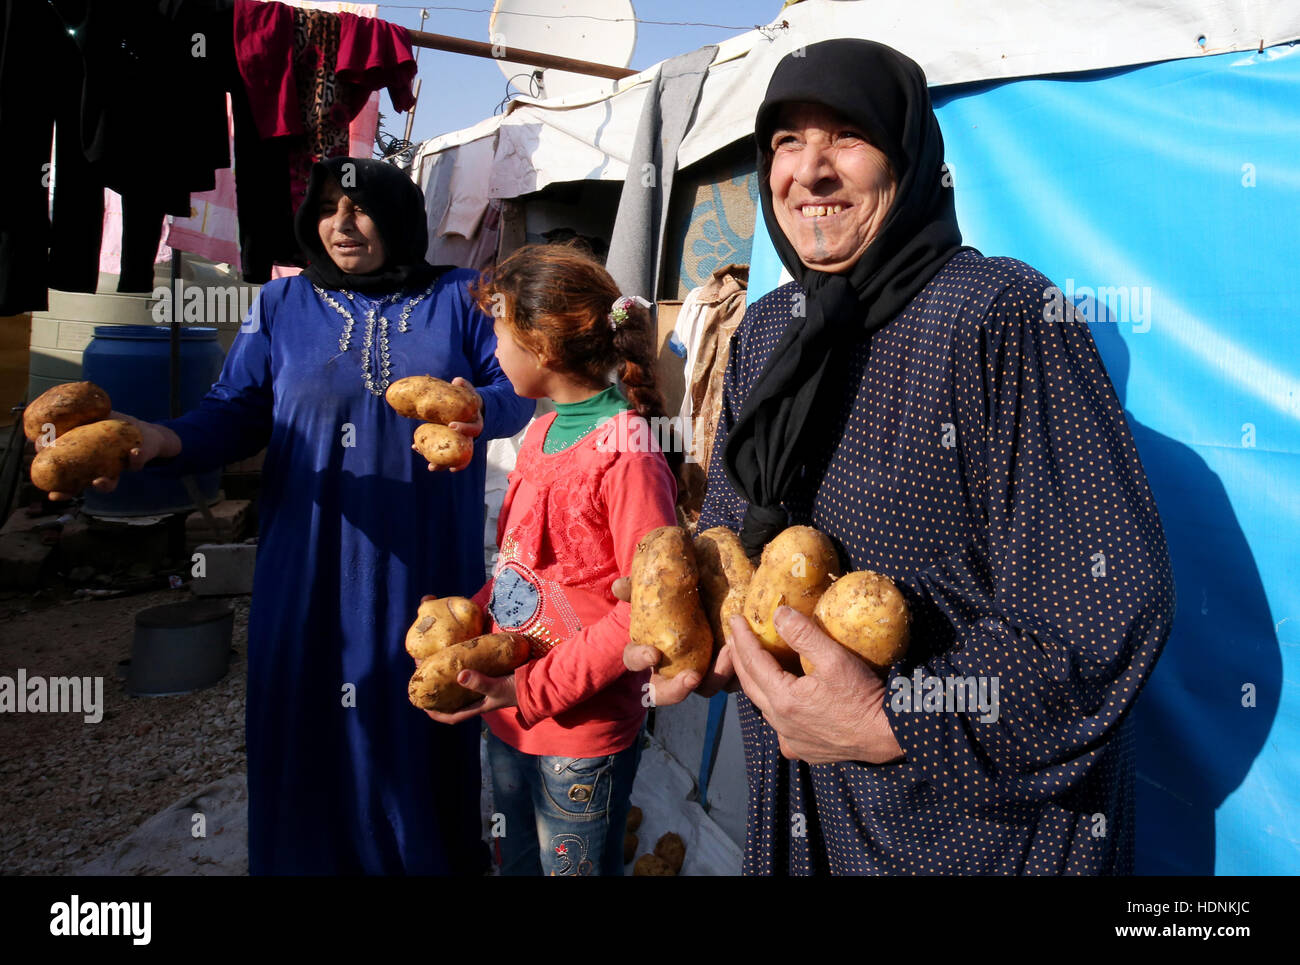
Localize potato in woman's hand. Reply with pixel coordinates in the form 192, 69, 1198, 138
629, 526, 713, 680
386, 375, 478, 424
744, 525, 842, 671
405, 596, 484, 661
802, 570, 911, 676
24, 381, 112, 444
408, 633, 532, 713
413, 423, 473, 470
30, 419, 142, 495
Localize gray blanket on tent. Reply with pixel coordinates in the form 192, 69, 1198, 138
605, 45, 718, 301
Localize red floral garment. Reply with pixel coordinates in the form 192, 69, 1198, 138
479, 410, 678, 758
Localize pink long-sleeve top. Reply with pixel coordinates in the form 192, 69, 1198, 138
479, 409, 678, 757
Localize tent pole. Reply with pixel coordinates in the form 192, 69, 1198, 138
402, 77, 422, 143
167, 247, 222, 543
407, 29, 637, 81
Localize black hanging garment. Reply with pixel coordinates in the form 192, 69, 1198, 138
0, 0, 102, 315
0, 0, 233, 316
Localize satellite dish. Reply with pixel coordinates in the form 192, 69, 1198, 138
490, 0, 637, 100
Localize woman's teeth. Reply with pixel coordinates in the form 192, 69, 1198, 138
801, 205, 844, 217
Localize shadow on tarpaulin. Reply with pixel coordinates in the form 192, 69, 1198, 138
744, 42, 1299, 874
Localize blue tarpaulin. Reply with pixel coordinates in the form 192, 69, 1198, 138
747, 43, 1300, 875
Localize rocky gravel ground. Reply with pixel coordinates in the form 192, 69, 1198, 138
0, 587, 248, 875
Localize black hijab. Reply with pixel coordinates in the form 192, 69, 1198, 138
294, 156, 445, 293
723, 39, 967, 556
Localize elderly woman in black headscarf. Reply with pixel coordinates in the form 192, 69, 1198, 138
627, 40, 1174, 874
67, 158, 534, 874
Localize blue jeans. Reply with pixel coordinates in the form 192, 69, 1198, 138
486, 731, 641, 876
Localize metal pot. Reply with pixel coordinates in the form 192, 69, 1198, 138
125, 599, 234, 696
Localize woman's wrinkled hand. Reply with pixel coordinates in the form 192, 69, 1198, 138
728, 606, 903, 765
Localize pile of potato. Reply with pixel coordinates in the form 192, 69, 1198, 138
404, 595, 533, 713
385, 375, 478, 470
632, 831, 686, 876
24, 381, 142, 495
630, 523, 910, 676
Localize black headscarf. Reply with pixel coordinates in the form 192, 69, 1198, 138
723, 39, 968, 557
294, 156, 445, 293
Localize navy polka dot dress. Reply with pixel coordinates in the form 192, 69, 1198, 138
699, 250, 1175, 875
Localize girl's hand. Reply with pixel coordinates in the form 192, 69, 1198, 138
612, 577, 739, 706
40, 411, 178, 501
423, 669, 517, 724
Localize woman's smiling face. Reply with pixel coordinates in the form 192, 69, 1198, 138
317, 178, 387, 274
767, 101, 898, 274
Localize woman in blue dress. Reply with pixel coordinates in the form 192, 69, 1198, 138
67, 157, 534, 874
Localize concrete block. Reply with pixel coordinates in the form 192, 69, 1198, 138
185, 499, 251, 544
1, 508, 44, 536
189, 542, 256, 597
0, 530, 54, 589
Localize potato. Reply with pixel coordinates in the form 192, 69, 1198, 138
24, 381, 111, 443
693, 526, 754, 651
623, 832, 638, 865
386, 375, 478, 424
632, 854, 675, 876
626, 804, 643, 833
408, 633, 532, 713
30, 419, 142, 494
629, 526, 713, 679
654, 831, 686, 873
405, 596, 485, 661
802, 570, 911, 675
413, 423, 473, 469
743, 525, 842, 670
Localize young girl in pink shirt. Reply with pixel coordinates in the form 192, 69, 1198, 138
422, 243, 680, 876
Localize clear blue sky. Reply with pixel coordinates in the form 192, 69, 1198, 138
370, 1, 784, 147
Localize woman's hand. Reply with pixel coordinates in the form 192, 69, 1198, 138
728, 606, 904, 765
613, 576, 739, 707
423, 377, 483, 475
38, 411, 180, 501
423, 669, 517, 724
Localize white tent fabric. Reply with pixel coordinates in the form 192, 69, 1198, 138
412, 0, 1300, 199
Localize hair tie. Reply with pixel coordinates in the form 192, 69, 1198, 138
609, 295, 652, 331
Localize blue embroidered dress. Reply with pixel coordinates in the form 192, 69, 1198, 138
155, 269, 534, 874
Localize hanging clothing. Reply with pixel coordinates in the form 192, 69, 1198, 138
675, 264, 748, 468
234, 2, 414, 140
232, 0, 416, 282
70, 0, 233, 292
0, 0, 93, 314
699, 250, 1174, 874
152, 269, 535, 873
0, 0, 231, 311
605, 44, 718, 301
417, 138, 500, 271
672, 263, 748, 528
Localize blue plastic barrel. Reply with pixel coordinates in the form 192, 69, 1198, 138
81, 325, 225, 516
